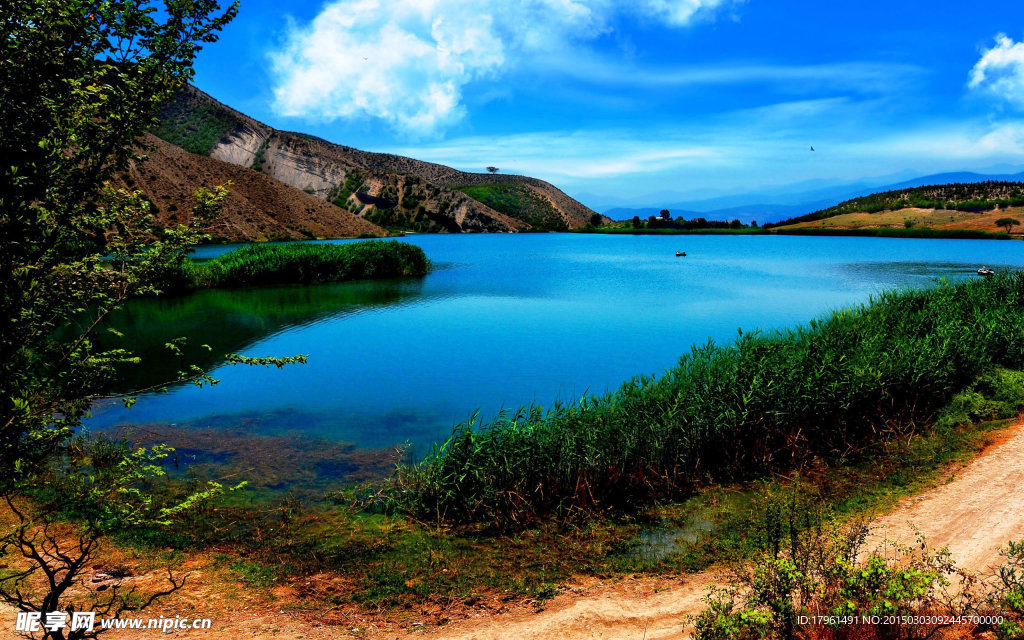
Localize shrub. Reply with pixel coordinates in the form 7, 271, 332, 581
935, 368, 1024, 429
993, 540, 1024, 639
693, 520, 964, 640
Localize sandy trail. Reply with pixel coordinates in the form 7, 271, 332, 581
399, 574, 717, 640
398, 424, 1024, 640
865, 425, 1024, 574
5, 424, 1024, 639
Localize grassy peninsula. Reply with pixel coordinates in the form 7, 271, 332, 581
166, 240, 429, 291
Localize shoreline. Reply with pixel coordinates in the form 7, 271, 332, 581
575, 226, 1014, 239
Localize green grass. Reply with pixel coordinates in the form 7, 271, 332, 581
457, 183, 567, 231
195, 241, 428, 288
770, 180, 1024, 227
152, 92, 242, 156
395, 272, 1024, 526
227, 559, 284, 588
157, 241, 428, 292
114, 394, 1023, 612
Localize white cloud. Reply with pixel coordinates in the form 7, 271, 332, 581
388, 129, 722, 181
384, 108, 1024, 200
634, 0, 733, 26
969, 34, 1024, 108
269, 0, 738, 136
537, 59, 920, 95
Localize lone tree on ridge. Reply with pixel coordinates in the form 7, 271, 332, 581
486, 166, 499, 174
996, 217, 1021, 233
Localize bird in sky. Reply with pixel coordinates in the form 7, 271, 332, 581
810, 146, 815, 151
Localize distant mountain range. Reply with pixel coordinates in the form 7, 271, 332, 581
603, 171, 1024, 225
139, 86, 601, 241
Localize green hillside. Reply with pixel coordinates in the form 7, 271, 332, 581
768, 180, 1024, 228
457, 183, 568, 231
152, 91, 242, 156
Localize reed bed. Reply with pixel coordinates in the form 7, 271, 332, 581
398, 272, 1024, 525
172, 240, 428, 290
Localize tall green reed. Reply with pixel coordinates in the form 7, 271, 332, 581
398, 273, 1024, 526
197, 241, 428, 287
154, 240, 428, 292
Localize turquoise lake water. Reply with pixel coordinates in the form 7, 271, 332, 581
84, 234, 1023, 488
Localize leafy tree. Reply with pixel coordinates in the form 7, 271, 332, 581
588, 213, 603, 227
1, 0, 241, 481
0, 1, 321, 635
996, 217, 1021, 234
660, 209, 671, 221
486, 166, 499, 174
632, 215, 642, 229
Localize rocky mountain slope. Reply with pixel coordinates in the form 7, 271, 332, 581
152, 86, 600, 235
126, 134, 385, 242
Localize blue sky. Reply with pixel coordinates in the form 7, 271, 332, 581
194, 0, 1024, 209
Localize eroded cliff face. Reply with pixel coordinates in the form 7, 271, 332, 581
350, 173, 528, 233
207, 130, 525, 232
126, 135, 385, 242
158, 85, 602, 234
208, 122, 270, 168
260, 138, 346, 199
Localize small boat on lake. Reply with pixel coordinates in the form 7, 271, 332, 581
977, 266, 995, 276
675, 251, 686, 257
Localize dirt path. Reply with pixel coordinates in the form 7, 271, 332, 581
393, 424, 1024, 640
866, 424, 1024, 574
396, 574, 718, 640
5, 424, 1024, 639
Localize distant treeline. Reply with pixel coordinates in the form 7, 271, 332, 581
767, 180, 1024, 228
585, 210, 756, 233
579, 210, 1012, 239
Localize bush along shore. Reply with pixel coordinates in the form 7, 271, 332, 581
395, 272, 1024, 526
159, 240, 429, 292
